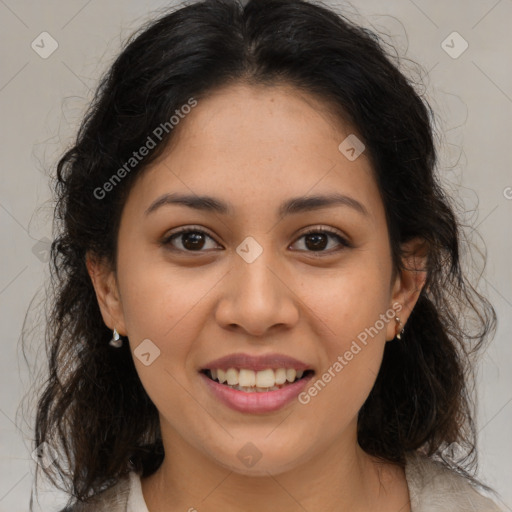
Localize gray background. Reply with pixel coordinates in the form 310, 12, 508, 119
0, 0, 511, 510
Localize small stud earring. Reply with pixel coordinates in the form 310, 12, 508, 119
109, 327, 123, 348
395, 317, 405, 340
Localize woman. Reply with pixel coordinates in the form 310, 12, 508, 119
31, 0, 503, 510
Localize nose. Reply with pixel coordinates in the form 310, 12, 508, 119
215, 248, 300, 337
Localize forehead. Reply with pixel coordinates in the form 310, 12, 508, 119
124, 83, 383, 223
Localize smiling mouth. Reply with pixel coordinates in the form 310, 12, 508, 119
201, 368, 315, 392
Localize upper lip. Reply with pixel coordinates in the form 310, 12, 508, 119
201, 353, 312, 372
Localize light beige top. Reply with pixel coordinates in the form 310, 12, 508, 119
65, 451, 504, 511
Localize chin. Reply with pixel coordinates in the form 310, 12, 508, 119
206, 439, 310, 477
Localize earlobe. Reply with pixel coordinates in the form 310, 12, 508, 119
387, 237, 428, 341
85, 252, 127, 335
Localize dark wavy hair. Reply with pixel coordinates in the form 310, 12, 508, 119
25, 0, 497, 507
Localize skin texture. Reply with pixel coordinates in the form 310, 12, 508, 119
87, 83, 426, 512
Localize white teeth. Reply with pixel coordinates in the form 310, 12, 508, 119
207, 367, 308, 389
239, 369, 256, 387
226, 368, 238, 385
286, 369, 297, 382
217, 369, 227, 384
230, 384, 281, 393
256, 369, 275, 388
275, 368, 287, 385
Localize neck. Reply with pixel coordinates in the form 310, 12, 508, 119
141, 421, 409, 512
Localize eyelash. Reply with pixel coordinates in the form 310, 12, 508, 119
161, 225, 351, 254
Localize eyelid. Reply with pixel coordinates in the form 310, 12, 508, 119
298, 225, 350, 242
292, 225, 351, 251
161, 225, 221, 248
161, 224, 351, 252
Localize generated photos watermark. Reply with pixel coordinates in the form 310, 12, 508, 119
298, 303, 402, 405
93, 97, 198, 200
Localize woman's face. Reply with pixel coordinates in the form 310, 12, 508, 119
89, 83, 422, 476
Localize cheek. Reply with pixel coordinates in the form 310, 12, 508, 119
300, 254, 392, 342
295, 255, 391, 408
118, 244, 220, 343
116, 256, 218, 414
117, 252, 234, 410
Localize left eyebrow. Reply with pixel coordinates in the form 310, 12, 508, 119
144, 192, 369, 218
280, 193, 369, 217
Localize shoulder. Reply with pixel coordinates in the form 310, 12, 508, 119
58, 472, 133, 512
405, 451, 503, 511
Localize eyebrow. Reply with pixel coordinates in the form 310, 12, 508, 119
144, 192, 369, 218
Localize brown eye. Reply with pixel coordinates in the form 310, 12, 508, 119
291, 228, 350, 253
162, 228, 220, 252
161, 226, 350, 254
304, 232, 329, 251
179, 231, 207, 250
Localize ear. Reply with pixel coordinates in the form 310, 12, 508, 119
85, 251, 127, 336
385, 237, 428, 341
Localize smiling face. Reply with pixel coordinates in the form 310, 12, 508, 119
87, 82, 425, 477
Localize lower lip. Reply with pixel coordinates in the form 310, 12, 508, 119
200, 372, 314, 413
